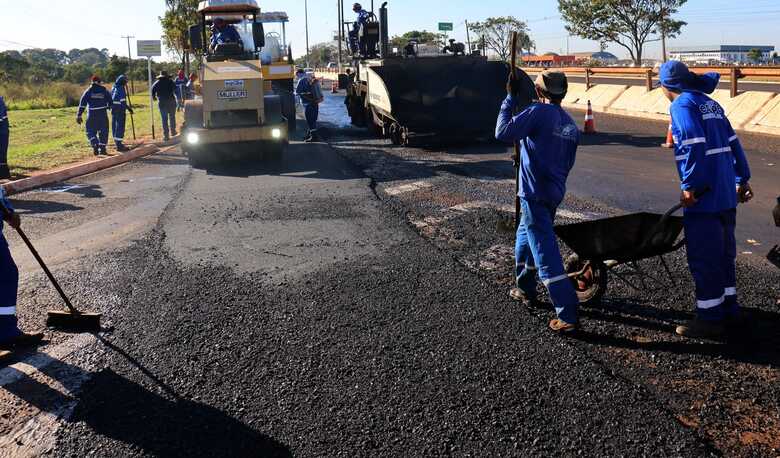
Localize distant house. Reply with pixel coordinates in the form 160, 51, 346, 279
571, 51, 619, 65
521, 54, 575, 67
669, 45, 775, 65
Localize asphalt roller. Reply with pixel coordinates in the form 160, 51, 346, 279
343, 2, 509, 145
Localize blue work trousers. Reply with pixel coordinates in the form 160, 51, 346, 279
515, 198, 579, 324
683, 209, 739, 321
86, 110, 109, 150
0, 235, 21, 343
112, 108, 127, 146
159, 100, 177, 138
304, 104, 319, 132
0, 121, 8, 167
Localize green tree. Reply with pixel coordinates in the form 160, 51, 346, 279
63, 63, 93, 84
467, 17, 534, 61
558, 0, 687, 66
296, 43, 337, 68
104, 55, 130, 82
747, 48, 763, 64
160, 0, 199, 67
0, 51, 29, 82
389, 30, 448, 50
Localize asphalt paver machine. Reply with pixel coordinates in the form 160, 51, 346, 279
183, 0, 288, 166
343, 2, 509, 146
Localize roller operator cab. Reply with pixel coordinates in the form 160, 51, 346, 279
183, 0, 288, 167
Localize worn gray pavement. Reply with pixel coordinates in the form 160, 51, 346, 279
0, 95, 775, 456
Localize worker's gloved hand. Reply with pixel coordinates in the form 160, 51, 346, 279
680, 189, 698, 208
737, 183, 754, 203
76, 116, 83, 125
127, 108, 134, 115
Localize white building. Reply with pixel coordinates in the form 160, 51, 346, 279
669, 45, 775, 65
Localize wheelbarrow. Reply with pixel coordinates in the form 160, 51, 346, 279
554, 190, 708, 305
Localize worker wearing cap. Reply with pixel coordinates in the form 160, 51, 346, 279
349, 3, 371, 55
210, 17, 242, 51
111, 75, 133, 152
0, 95, 9, 179
296, 72, 323, 142
152, 71, 178, 142
496, 70, 581, 333
174, 70, 187, 110
658, 60, 753, 338
77, 76, 112, 155
0, 187, 44, 347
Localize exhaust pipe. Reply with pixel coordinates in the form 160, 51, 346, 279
379, 2, 389, 58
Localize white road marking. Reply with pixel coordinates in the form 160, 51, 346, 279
384, 181, 432, 196
36, 184, 88, 194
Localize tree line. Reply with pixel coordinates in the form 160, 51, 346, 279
0, 48, 177, 86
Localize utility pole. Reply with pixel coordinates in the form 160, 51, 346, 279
337, 0, 343, 70
122, 35, 135, 94
660, 1, 668, 62
305, 0, 310, 67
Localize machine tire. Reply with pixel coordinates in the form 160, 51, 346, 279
264, 95, 284, 125
272, 80, 297, 135
564, 254, 608, 306
389, 123, 403, 145
265, 141, 285, 162
184, 100, 204, 129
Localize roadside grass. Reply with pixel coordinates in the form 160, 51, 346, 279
6, 92, 181, 178
0, 81, 85, 110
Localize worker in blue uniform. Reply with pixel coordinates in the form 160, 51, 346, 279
0, 95, 9, 179
349, 3, 371, 55
111, 75, 133, 152
0, 187, 44, 347
77, 76, 111, 155
296, 72, 323, 142
210, 17, 243, 51
496, 70, 581, 334
659, 60, 754, 338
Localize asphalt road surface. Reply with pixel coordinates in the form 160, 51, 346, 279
0, 95, 777, 456
525, 72, 780, 93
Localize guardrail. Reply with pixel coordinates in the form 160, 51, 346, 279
520, 65, 780, 97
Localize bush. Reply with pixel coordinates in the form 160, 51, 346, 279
0, 81, 86, 110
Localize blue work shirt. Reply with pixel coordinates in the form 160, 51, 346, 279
77, 83, 111, 117
0, 96, 7, 124
354, 9, 371, 30
670, 92, 751, 213
496, 95, 579, 206
296, 77, 321, 106
111, 76, 129, 112
0, 187, 13, 235
211, 25, 242, 48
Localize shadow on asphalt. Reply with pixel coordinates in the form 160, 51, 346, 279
579, 131, 664, 148
10, 199, 84, 215
1, 339, 292, 457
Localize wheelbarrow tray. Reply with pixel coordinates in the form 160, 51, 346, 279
554, 212, 684, 264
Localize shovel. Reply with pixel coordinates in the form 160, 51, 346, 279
0, 200, 101, 330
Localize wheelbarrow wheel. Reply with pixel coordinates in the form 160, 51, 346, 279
564, 254, 608, 306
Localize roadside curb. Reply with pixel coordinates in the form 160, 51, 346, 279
1, 142, 177, 196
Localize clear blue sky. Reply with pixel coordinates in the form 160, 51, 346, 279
1, 0, 779, 60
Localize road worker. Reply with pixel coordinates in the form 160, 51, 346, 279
0, 95, 9, 179
659, 60, 753, 338
174, 70, 187, 110
210, 17, 242, 51
296, 72, 323, 142
77, 76, 111, 155
151, 71, 178, 142
111, 75, 133, 152
349, 3, 371, 55
0, 187, 44, 347
496, 70, 581, 333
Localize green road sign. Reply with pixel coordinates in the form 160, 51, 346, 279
438, 22, 453, 32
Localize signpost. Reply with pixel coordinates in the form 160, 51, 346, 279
438, 22, 453, 32
137, 40, 162, 139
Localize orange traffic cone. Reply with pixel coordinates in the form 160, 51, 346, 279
661, 123, 674, 148
583, 100, 596, 134
331, 80, 338, 93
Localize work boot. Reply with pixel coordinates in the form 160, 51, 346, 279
675, 319, 725, 339
0, 164, 10, 180
171, 129, 178, 137
93, 146, 100, 156
509, 287, 543, 309
163, 135, 170, 142
99, 146, 108, 156
1, 331, 45, 348
116, 143, 129, 152
549, 319, 579, 334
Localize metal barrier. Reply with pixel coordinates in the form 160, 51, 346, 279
520, 65, 780, 97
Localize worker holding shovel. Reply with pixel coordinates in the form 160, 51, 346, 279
496, 70, 581, 334
111, 75, 134, 152
0, 187, 44, 348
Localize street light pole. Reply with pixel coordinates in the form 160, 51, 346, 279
337, 0, 343, 71
122, 35, 135, 94
305, 0, 310, 67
